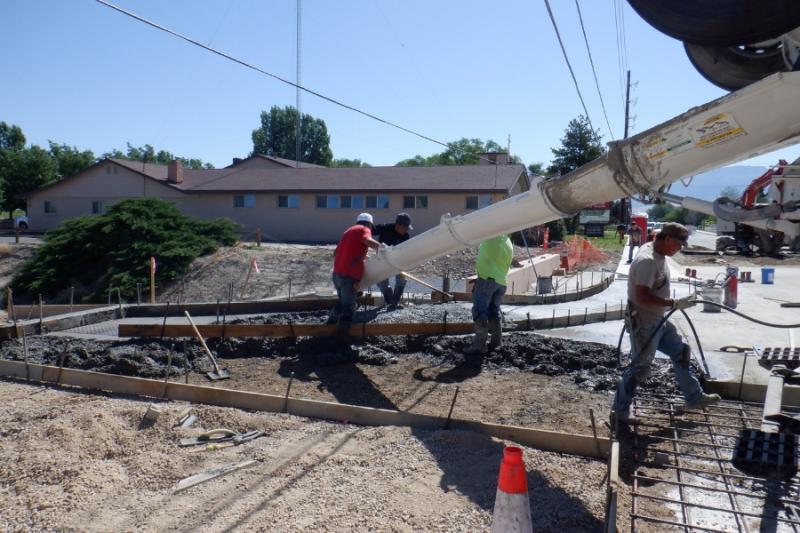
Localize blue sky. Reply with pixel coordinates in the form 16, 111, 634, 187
1, 0, 797, 170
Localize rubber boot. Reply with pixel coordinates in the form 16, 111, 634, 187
488, 319, 502, 350
325, 309, 339, 325
391, 286, 405, 308
381, 287, 394, 307
463, 320, 489, 355
336, 319, 352, 341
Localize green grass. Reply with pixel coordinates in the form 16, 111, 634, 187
583, 229, 625, 252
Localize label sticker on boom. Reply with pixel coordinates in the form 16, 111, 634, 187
690, 113, 746, 148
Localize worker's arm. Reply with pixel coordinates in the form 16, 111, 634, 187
362, 235, 381, 250
634, 284, 673, 308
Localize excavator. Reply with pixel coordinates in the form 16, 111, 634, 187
660, 159, 800, 255
359, 1, 800, 287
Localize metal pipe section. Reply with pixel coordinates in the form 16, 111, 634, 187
660, 192, 800, 238
360, 72, 800, 288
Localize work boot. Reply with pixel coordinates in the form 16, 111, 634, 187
463, 320, 489, 355
336, 320, 352, 341
610, 410, 639, 427
392, 286, 405, 308
685, 393, 721, 410
488, 319, 502, 350
380, 287, 394, 307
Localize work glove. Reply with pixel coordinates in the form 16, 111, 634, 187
673, 295, 696, 310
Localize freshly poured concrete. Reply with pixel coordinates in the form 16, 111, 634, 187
502, 235, 800, 386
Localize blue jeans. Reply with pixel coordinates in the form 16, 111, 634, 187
330, 273, 358, 323
471, 277, 505, 322
627, 240, 640, 262
613, 320, 704, 413
377, 274, 406, 297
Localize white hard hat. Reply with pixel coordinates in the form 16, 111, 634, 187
356, 212, 373, 224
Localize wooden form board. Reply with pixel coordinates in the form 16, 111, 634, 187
435, 273, 615, 304
124, 297, 373, 318
0, 359, 611, 459
118, 305, 628, 338
705, 378, 800, 407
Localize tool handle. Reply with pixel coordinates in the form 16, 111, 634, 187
184, 310, 221, 373
400, 271, 453, 297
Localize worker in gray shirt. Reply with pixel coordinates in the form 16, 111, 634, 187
612, 222, 720, 425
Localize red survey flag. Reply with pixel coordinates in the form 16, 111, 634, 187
150, 256, 157, 274
251, 257, 260, 273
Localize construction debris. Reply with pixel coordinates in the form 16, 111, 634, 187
173, 460, 258, 494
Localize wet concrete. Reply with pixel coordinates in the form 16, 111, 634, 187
1, 323, 690, 395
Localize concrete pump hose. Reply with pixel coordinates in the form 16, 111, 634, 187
691, 299, 800, 328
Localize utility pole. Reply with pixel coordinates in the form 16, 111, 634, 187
295, 0, 302, 168
621, 69, 632, 224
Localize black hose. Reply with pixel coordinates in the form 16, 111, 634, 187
692, 299, 800, 328
617, 299, 800, 378
680, 308, 710, 376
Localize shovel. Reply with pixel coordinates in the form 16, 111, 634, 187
184, 310, 230, 381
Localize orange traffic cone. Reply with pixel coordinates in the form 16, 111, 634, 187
491, 446, 532, 533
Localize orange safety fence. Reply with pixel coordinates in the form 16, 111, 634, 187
550, 236, 609, 271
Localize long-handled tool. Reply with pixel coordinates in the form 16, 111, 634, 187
400, 271, 453, 299
184, 310, 230, 381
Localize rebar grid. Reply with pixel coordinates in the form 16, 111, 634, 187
630, 395, 800, 532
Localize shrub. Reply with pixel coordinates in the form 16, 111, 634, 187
11, 198, 237, 302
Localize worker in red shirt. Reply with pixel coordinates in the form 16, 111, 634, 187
327, 212, 382, 338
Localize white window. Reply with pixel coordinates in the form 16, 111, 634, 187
403, 195, 428, 209
234, 194, 255, 208
278, 195, 299, 208
44, 201, 56, 214
465, 194, 492, 210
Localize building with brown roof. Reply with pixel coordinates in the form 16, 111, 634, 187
24, 154, 530, 242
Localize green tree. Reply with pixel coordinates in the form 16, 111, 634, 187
547, 116, 605, 233
396, 138, 517, 166
0, 122, 25, 150
11, 198, 237, 302
719, 186, 740, 200
332, 158, 371, 168
527, 162, 546, 176
0, 145, 58, 214
102, 143, 214, 169
547, 115, 605, 176
252, 106, 333, 166
48, 141, 96, 178
647, 203, 673, 221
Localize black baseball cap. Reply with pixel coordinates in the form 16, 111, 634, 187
395, 213, 413, 230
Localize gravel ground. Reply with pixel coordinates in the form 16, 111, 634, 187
0, 380, 608, 532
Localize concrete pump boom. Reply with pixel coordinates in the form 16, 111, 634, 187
359, 72, 800, 288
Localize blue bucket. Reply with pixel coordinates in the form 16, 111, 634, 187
761, 267, 775, 285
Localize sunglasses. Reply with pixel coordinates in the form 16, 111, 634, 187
671, 235, 689, 245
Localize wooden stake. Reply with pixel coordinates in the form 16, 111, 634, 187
255, 228, 261, 247
239, 260, 254, 300
150, 256, 156, 304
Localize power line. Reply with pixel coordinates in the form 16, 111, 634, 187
542, 0, 595, 131
574, 0, 614, 139
613, 0, 629, 108
95, 0, 457, 155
